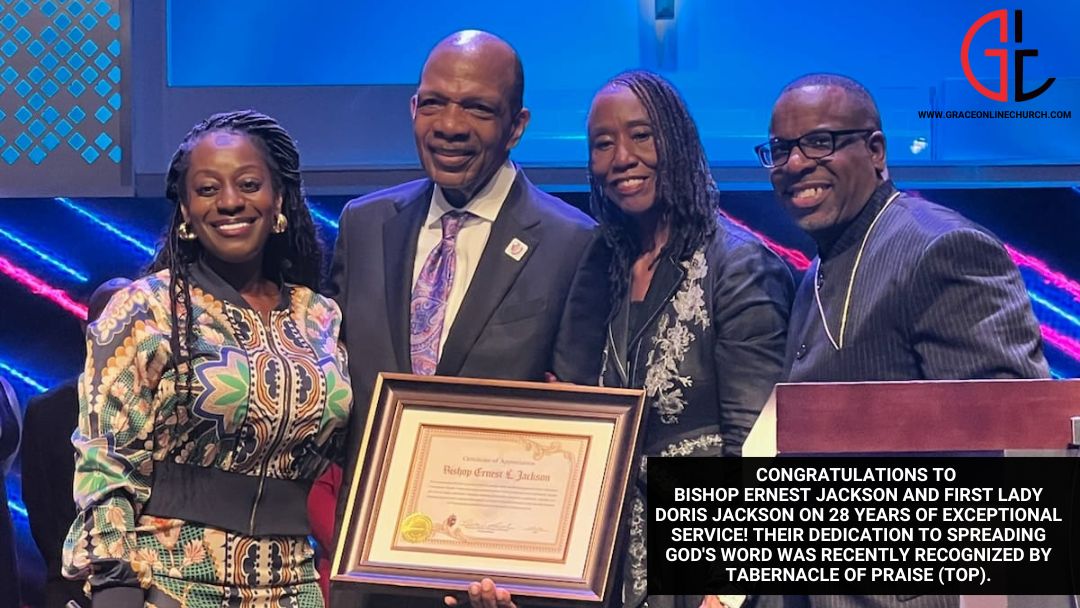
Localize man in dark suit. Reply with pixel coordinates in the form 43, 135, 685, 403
751, 74, 1049, 608
325, 30, 601, 607
21, 278, 130, 608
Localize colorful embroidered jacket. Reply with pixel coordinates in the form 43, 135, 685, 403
63, 262, 351, 608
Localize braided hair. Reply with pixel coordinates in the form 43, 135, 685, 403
587, 70, 718, 313
147, 109, 323, 401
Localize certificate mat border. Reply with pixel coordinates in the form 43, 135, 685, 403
330, 374, 646, 604
389, 425, 591, 560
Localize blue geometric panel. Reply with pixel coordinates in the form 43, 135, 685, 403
0, 0, 123, 169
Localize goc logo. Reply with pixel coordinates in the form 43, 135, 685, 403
961, 9, 1055, 102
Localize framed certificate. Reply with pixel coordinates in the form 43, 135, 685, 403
331, 373, 646, 605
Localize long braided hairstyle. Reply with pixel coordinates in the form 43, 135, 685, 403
587, 70, 719, 313
147, 109, 323, 401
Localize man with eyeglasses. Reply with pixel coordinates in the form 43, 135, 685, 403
755, 73, 1049, 608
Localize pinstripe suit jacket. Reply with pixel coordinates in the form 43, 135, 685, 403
777, 182, 1048, 608
784, 181, 1048, 384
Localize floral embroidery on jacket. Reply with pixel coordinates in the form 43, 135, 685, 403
643, 250, 710, 424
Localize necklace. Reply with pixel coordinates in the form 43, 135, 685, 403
814, 191, 902, 350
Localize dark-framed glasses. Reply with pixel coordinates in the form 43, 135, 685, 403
754, 129, 874, 168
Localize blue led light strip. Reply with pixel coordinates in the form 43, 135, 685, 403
0, 226, 89, 282
1028, 290, 1080, 334
55, 197, 156, 258
307, 204, 340, 230
0, 359, 48, 394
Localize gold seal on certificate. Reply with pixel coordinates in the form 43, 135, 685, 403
332, 374, 646, 605
399, 512, 433, 543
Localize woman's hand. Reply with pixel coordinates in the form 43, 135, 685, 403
444, 578, 517, 608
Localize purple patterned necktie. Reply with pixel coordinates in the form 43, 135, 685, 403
410, 211, 468, 375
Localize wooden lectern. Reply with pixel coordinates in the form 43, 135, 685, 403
773, 378, 1080, 454
743, 378, 1080, 608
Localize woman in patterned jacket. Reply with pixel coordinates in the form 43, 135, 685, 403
63, 110, 352, 608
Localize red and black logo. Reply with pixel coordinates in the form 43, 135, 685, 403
960, 9, 1055, 102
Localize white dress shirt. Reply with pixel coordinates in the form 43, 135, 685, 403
411, 160, 518, 358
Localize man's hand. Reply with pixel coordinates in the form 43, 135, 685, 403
444, 578, 517, 608
699, 596, 732, 608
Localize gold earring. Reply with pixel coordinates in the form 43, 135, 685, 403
177, 222, 197, 241
272, 213, 288, 234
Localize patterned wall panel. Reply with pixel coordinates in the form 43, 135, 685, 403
0, 0, 130, 197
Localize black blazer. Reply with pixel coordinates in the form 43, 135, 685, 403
328, 170, 604, 607
785, 183, 1048, 383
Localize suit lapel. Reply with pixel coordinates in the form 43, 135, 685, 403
436, 174, 541, 376
607, 255, 685, 386
383, 184, 433, 373
607, 296, 631, 386
630, 255, 685, 349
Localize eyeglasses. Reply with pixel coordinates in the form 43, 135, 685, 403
754, 129, 874, 168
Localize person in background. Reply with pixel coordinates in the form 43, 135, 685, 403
23, 277, 131, 608
0, 375, 22, 608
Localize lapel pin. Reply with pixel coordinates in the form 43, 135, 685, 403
505, 238, 528, 261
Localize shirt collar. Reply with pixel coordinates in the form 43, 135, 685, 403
188, 257, 290, 311
819, 180, 898, 260
426, 160, 518, 227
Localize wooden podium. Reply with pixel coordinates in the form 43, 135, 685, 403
743, 378, 1080, 608
752, 378, 1080, 455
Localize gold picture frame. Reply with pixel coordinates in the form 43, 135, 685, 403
331, 373, 646, 605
